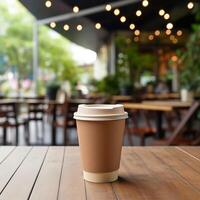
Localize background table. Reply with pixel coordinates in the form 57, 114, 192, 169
124, 103, 173, 138
0, 146, 199, 199
142, 100, 192, 109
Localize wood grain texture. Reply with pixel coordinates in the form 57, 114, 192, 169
85, 181, 116, 200
0, 147, 31, 194
58, 147, 86, 200
150, 147, 200, 196
29, 147, 64, 200
149, 147, 200, 192
0, 147, 15, 164
178, 147, 200, 160
0, 147, 199, 200
142, 100, 192, 108
123, 103, 172, 111
0, 147, 48, 200
112, 147, 200, 200
113, 147, 155, 200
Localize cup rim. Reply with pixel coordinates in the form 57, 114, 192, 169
73, 104, 128, 121
74, 112, 128, 121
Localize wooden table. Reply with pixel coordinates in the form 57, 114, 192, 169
124, 103, 173, 138
124, 103, 173, 112
142, 100, 192, 109
123, 101, 194, 139
0, 146, 200, 199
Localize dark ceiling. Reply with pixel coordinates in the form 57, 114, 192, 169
19, 0, 199, 51
61, 0, 197, 31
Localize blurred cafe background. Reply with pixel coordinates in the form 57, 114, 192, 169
0, 0, 200, 146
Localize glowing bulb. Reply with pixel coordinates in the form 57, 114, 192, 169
134, 29, 140, 36
114, 9, 120, 16
105, 4, 112, 11
155, 30, 160, 36
63, 24, 69, 31
142, 0, 149, 7
159, 9, 165, 16
166, 23, 173, 30
77, 25, 83, 31
45, 1, 52, 8
50, 22, 56, 28
164, 13, 170, 20
166, 29, 171, 35
171, 55, 178, 62
95, 23, 101, 29
129, 24, 135, 30
136, 10, 142, 17
120, 16, 126, 23
148, 35, 154, 40
187, 2, 194, 9
73, 6, 79, 13
177, 30, 183, 36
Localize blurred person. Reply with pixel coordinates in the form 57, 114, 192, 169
155, 80, 169, 94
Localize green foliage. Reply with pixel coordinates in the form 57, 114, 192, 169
115, 36, 156, 87
95, 75, 120, 95
180, 9, 200, 91
0, 1, 80, 93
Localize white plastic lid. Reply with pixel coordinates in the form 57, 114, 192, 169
74, 104, 128, 121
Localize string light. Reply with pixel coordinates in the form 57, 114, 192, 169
142, 0, 149, 7
45, 1, 52, 8
166, 29, 171, 35
136, 10, 142, 17
105, 4, 112, 11
120, 16, 126, 23
114, 9, 120, 16
159, 9, 165, 16
129, 24, 135, 30
166, 22, 173, 30
171, 55, 178, 62
134, 29, 140, 36
73, 6, 79, 13
177, 30, 183, 36
50, 22, 56, 28
77, 25, 83, 31
155, 30, 160, 36
164, 13, 170, 20
134, 37, 139, 42
170, 35, 175, 41
95, 23, 101, 29
173, 38, 178, 44
187, 2, 194, 9
148, 35, 154, 40
63, 24, 69, 31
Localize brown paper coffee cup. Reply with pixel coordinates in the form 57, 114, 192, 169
74, 104, 128, 183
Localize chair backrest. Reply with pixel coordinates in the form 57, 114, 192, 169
167, 101, 200, 145
0, 102, 18, 124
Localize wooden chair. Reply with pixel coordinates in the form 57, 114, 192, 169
27, 98, 46, 143
154, 101, 200, 146
0, 102, 29, 145
51, 91, 77, 145
126, 110, 156, 145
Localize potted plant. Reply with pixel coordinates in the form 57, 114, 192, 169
46, 81, 61, 100
95, 74, 120, 96
115, 35, 156, 92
